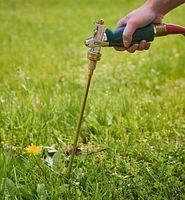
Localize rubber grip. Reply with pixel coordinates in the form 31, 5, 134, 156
105, 24, 155, 46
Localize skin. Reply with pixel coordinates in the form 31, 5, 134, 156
115, 0, 185, 53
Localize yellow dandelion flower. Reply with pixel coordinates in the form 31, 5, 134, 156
26, 144, 41, 155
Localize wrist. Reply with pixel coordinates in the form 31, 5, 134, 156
146, 0, 185, 16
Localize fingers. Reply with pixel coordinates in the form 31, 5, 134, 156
126, 40, 151, 53
115, 18, 127, 29
122, 22, 136, 48
116, 19, 136, 48
137, 40, 151, 51
127, 43, 140, 53
114, 40, 151, 53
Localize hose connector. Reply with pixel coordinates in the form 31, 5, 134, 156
154, 23, 185, 37
154, 24, 167, 37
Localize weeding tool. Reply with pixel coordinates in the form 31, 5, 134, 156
68, 20, 185, 180
68, 19, 105, 180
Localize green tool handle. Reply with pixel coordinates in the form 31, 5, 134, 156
105, 24, 155, 47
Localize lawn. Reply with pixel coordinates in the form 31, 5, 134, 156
0, 0, 185, 199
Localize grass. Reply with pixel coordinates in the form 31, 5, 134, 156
0, 0, 185, 199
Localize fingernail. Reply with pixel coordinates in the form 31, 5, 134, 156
124, 41, 129, 48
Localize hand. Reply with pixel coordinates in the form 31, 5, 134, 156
115, 2, 163, 52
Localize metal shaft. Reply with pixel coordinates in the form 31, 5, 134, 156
68, 68, 94, 179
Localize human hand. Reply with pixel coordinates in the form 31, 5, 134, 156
115, 3, 163, 52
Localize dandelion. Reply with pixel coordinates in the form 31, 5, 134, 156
25, 144, 48, 181
26, 144, 41, 155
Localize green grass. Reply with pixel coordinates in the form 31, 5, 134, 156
0, 0, 185, 199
